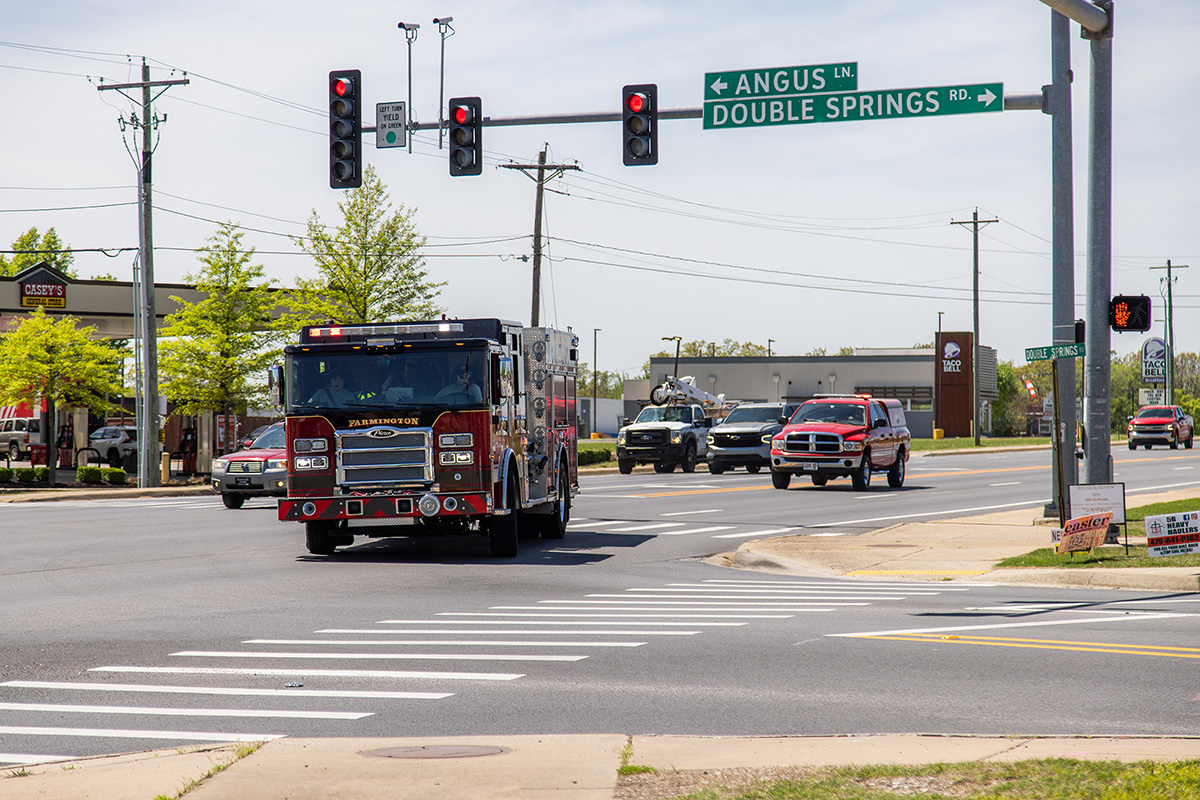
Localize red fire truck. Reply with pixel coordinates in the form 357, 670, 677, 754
270, 319, 579, 557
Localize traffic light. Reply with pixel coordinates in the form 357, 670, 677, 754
329, 70, 362, 189
447, 97, 482, 176
622, 83, 658, 166
1109, 295, 1152, 332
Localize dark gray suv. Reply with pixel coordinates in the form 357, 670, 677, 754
706, 402, 801, 474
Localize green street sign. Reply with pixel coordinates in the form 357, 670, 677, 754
704, 82, 1003, 130
1025, 343, 1086, 362
703, 63, 858, 102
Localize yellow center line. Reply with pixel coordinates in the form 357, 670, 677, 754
852, 633, 1200, 659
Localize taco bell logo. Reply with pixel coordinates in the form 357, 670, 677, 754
942, 341, 962, 373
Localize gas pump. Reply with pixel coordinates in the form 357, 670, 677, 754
180, 427, 198, 475
56, 422, 74, 468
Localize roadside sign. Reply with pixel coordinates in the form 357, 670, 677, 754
703, 63, 858, 102
1139, 387, 1166, 406
1142, 337, 1166, 383
1051, 511, 1111, 555
1025, 342, 1085, 362
704, 82, 1002, 130
1145, 512, 1200, 558
1068, 482, 1125, 524
376, 102, 406, 148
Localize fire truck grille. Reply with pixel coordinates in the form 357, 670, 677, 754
336, 426, 433, 488
782, 432, 842, 454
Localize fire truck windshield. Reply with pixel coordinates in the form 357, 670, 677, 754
287, 349, 489, 411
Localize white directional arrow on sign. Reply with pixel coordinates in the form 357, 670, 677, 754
709, 77, 728, 95
977, 88, 997, 106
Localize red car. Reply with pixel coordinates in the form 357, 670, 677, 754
768, 396, 910, 490
1127, 405, 1194, 450
211, 422, 287, 508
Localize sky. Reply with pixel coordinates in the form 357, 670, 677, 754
2, 1, 1198, 377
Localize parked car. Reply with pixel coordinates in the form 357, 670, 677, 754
0, 417, 41, 461
88, 426, 138, 467
235, 423, 277, 451
707, 402, 802, 474
211, 422, 287, 509
768, 395, 910, 491
1127, 405, 1194, 450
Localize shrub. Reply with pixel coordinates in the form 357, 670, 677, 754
102, 467, 128, 485
14, 468, 38, 483
33, 467, 49, 483
77, 466, 104, 484
578, 447, 614, 466
0, 468, 10, 483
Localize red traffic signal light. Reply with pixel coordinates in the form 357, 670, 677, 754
329, 70, 361, 189
622, 83, 658, 166
1109, 295, 1152, 332
448, 96, 482, 176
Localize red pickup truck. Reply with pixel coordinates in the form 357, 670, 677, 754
767, 396, 910, 491
1127, 405, 1194, 450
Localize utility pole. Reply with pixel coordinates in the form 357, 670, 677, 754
500, 149, 579, 326
1151, 261, 1188, 403
98, 60, 188, 488
592, 328, 601, 437
951, 208, 998, 447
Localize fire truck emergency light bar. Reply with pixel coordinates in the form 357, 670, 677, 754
304, 322, 465, 340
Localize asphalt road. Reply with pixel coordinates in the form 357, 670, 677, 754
2, 446, 1199, 765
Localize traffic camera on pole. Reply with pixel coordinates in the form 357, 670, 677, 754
622, 84, 658, 166
448, 97, 482, 176
329, 70, 362, 189
1109, 295, 1152, 332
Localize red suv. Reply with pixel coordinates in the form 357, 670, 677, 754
768, 396, 910, 490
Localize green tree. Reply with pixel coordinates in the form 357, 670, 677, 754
990, 361, 1027, 437
639, 338, 771, 378
0, 308, 120, 484
292, 164, 442, 324
158, 223, 291, 427
0, 227, 75, 277
577, 363, 627, 399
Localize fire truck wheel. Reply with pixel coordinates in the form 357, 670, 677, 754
221, 492, 246, 509
771, 469, 791, 490
305, 520, 338, 556
488, 475, 520, 557
618, 458, 634, 474
680, 442, 697, 473
654, 462, 675, 473
539, 465, 570, 540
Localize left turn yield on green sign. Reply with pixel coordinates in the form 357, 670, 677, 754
377, 101, 406, 148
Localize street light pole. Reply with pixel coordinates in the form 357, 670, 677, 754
662, 336, 681, 381
592, 327, 601, 437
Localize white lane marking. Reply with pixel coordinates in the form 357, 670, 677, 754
809, 498, 1050, 528
661, 509, 723, 516
712, 527, 799, 539
0, 753, 74, 765
0, 726, 283, 743
170, 650, 585, 662
586, 593, 909, 600
1, 681, 450, 700
415, 618, 747, 627
1173, 466, 1194, 471
1126, 480, 1200, 494
442, 612, 791, 619
245, 639, 645, 648
318, 628, 698, 636
810, 532, 847, 537
853, 495, 891, 501
606, 522, 686, 532
656, 585, 948, 594
566, 520, 627, 528
0, 702, 371, 720
653, 526, 736, 536
533, 600, 863, 608
828, 612, 1187, 639
90, 666, 523, 681
989, 482, 1022, 487
700, 580, 973, 591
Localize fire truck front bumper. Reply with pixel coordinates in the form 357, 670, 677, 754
279, 492, 493, 523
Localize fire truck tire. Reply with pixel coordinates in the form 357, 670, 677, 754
851, 451, 872, 491
539, 467, 570, 540
680, 442, 697, 473
618, 458, 634, 474
221, 492, 246, 509
488, 475, 520, 557
771, 469, 791, 490
305, 520, 338, 555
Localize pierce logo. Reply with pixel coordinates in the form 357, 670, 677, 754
368, 428, 399, 438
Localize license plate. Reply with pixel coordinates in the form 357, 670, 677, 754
234, 477, 251, 487
800, 462, 819, 472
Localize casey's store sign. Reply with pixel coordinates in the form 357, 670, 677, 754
21, 281, 66, 308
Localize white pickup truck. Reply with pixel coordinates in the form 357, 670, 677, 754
616, 402, 712, 474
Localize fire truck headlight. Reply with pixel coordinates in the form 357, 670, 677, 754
295, 456, 329, 470
456, 451, 473, 464
439, 433, 473, 448
294, 438, 329, 453
439, 452, 456, 465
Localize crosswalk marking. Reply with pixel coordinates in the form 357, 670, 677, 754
457, 611, 795, 619
318, 628, 698, 636
89, 666, 524, 681
712, 527, 799, 539
606, 522, 686, 532
244, 639, 646, 648
416, 618, 748, 626
2, 681, 450, 700
0, 702, 371, 720
170, 650, 587, 662
653, 525, 735, 536
539, 599, 868, 607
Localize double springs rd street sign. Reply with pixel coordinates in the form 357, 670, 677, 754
1025, 343, 1086, 362
704, 81, 1003, 130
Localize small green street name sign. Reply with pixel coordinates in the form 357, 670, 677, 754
703, 63, 858, 102
1025, 343, 1086, 362
704, 82, 1003, 130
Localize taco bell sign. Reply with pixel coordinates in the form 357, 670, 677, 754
1142, 337, 1167, 383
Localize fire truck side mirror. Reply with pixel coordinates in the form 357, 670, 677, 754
268, 365, 285, 407
495, 355, 515, 402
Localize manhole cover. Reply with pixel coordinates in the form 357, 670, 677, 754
359, 745, 511, 760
